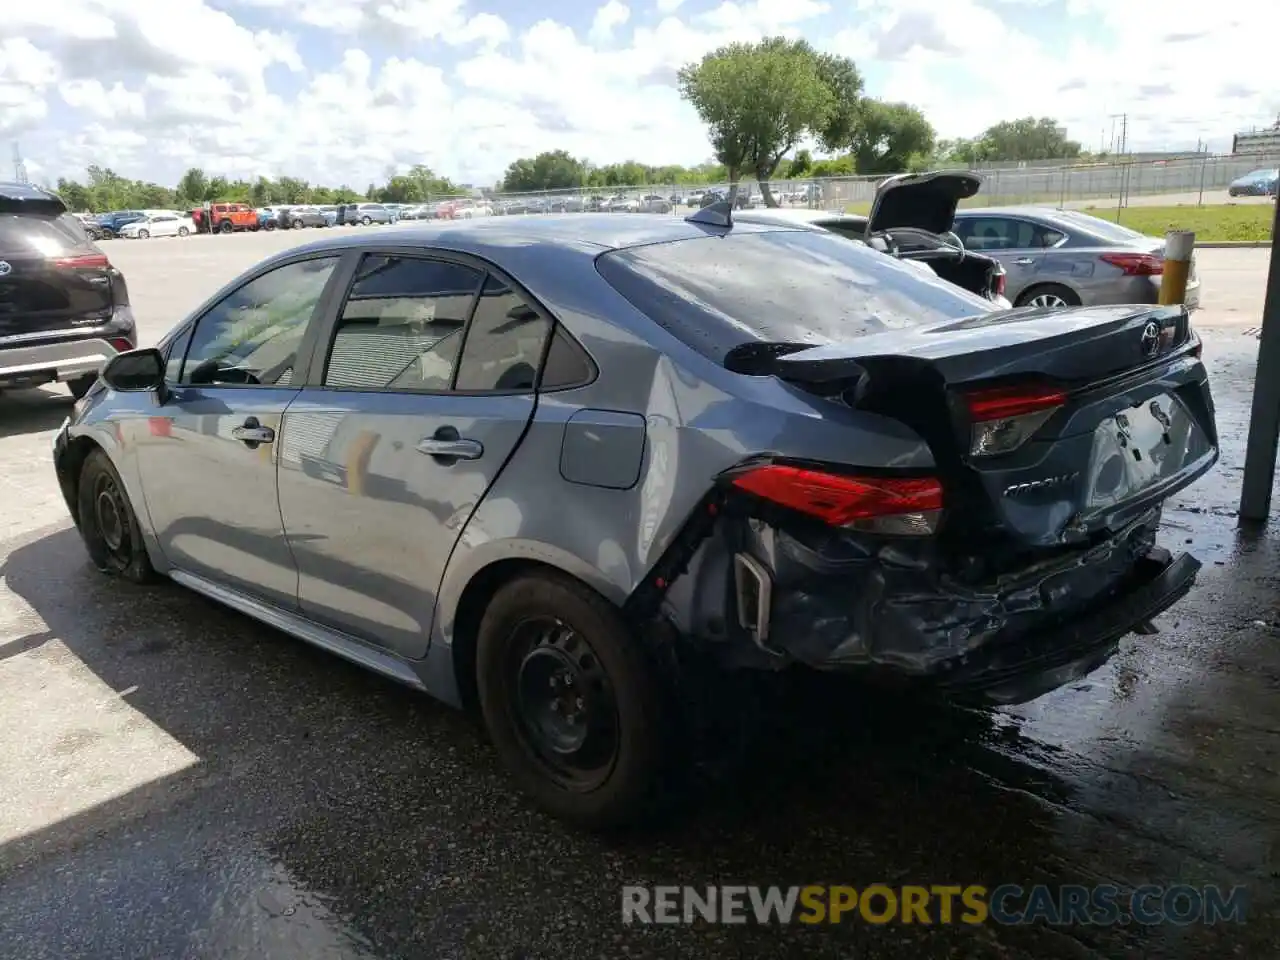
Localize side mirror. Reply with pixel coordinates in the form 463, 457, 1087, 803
101, 347, 166, 394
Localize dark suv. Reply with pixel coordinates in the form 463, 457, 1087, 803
0, 183, 137, 400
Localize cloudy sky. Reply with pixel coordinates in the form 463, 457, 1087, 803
0, 0, 1272, 189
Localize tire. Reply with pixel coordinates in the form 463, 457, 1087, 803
76, 448, 155, 584
1229, 188, 1240, 198
1015, 283, 1081, 309
137, 229, 149, 239
292, 219, 305, 230
264, 220, 276, 231
67, 374, 96, 400
476, 572, 666, 830
361, 215, 372, 225
178, 226, 189, 237
218, 220, 233, 234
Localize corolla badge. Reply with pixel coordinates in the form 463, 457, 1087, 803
0, 261, 10, 277
1140, 321, 1161, 357
1003, 472, 1081, 497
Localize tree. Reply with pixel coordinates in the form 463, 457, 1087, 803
500, 150, 586, 192
811, 53, 864, 152
849, 100, 937, 175
679, 37, 842, 205
954, 117, 1083, 163
177, 167, 208, 206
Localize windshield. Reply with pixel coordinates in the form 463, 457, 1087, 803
597, 229, 991, 364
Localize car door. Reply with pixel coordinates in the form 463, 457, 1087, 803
134, 254, 344, 607
276, 252, 553, 659
953, 216, 1045, 300
153, 214, 178, 237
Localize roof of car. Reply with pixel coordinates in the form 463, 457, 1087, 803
0, 181, 60, 202
278, 212, 795, 261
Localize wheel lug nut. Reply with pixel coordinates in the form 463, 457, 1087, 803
575, 697, 584, 710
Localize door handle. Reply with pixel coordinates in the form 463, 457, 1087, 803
1012, 257, 1035, 266
231, 416, 275, 446
417, 426, 483, 462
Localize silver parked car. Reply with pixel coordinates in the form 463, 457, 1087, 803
54, 209, 1217, 828
951, 207, 1201, 309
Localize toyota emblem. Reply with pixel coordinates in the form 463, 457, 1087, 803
1139, 321, 1161, 358
0, 261, 10, 277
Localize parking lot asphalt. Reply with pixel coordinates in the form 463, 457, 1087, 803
1, 236, 1279, 959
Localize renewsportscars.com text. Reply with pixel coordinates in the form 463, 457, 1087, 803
621, 884, 1248, 926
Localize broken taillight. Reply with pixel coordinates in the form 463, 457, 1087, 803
964, 384, 1067, 457
1099, 252, 1163, 276
729, 464, 943, 536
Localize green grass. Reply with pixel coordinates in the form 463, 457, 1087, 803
1079, 204, 1275, 243
841, 200, 1275, 242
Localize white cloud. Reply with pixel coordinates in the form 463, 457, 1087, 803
589, 1, 631, 44
8, 0, 1277, 190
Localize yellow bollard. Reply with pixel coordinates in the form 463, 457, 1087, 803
1159, 230, 1195, 306
345, 429, 380, 496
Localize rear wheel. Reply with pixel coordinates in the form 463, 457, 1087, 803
218, 219, 233, 234
292, 219, 305, 229
476, 572, 666, 830
67, 375, 96, 400
361, 215, 372, 225
76, 448, 155, 584
178, 226, 189, 237
1016, 283, 1080, 309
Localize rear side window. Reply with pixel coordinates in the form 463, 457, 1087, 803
324, 255, 482, 391
596, 230, 989, 364
454, 276, 551, 392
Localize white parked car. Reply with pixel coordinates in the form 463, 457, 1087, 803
452, 198, 494, 219
118, 212, 195, 239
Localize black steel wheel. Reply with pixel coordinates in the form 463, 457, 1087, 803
76, 448, 155, 583
476, 572, 666, 829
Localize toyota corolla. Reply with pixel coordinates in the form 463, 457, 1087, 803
53, 205, 1217, 829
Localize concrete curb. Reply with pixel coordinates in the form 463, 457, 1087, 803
1195, 241, 1271, 249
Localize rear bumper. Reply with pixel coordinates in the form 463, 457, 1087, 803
0, 336, 124, 387
927, 549, 1199, 704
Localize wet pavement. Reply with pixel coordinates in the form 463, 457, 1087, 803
1, 249, 1279, 959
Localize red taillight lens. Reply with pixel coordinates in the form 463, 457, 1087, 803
730, 464, 943, 535
1099, 252, 1163, 276
964, 385, 1067, 457
966, 385, 1067, 421
994, 271, 1007, 298
53, 253, 110, 270
109, 337, 134, 352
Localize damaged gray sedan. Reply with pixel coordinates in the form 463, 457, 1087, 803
53, 203, 1217, 829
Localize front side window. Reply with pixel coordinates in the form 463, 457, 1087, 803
323, 255, 482, 391
180, 256, 339, 387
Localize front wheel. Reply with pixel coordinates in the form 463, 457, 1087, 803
361, 215, 372, 225
219, 220, 233, 234
178, 226, 189, 237
476, 572, 666, 830
76, 448, 156, 584
136, 229, 149, 239
292, 219, 305, 230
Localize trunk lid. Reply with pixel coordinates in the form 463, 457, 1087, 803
866, 171, 983, 237
0, 210, 115, 338
761, 303, 1217, 551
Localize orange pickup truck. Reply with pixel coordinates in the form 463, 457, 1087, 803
205, 202, 259, 234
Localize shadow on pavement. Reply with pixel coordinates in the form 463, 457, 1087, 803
0, 387, 74, 439
2, 521, 1276, 960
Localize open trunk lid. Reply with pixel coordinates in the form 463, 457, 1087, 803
746, 302, 1217, 551
865, 171, 983, 237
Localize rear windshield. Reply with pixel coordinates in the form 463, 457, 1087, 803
596, 229, 990, 363
0, 212, 93, 256
1050, 210, 1148, 244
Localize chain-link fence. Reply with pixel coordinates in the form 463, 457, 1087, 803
449, 152, 1279, 218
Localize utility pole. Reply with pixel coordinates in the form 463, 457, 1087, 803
1106, 112, 1128, 218
12, 143, 28, 184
